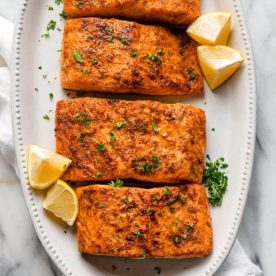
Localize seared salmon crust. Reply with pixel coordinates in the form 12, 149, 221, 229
61, 17, 203, 95
64, 0, 200, 25
55, 97, 206, 184
76, 184, 212, 258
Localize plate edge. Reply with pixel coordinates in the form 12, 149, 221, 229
10, 0, 257, 275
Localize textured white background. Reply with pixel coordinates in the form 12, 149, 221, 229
0, 0, 275, 275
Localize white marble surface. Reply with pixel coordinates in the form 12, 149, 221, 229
0, 0, 275, 275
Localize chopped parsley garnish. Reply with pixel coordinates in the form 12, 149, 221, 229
42, 20, 56, 37
49, 93, 54, 100
110, 132, 116, 145
73, 50, 84, 63
140, 162, 153, 174
154, 267, 161, 274
186, 225, 193, 232
118, 35, 129, 45
59, 10, 67, 19
75, 111, 91, 126
178, 195, 187, 205
92, 58, 98, 65
169, 207, 175, 213
151, 195, 157, 201
42, 74, 47, 79
157, 49, 165, 56
173, 236, 180, 244
106, 36, 114, 43
57, 28, 62, 32
97, 143, 106, 152
38, 66, 42, 70
203, 156, 228, 206
35, 88, 38, 92
95, 171, 102, 178
166, 197, 177, 206
79, 67, 90, 73
43, 114, 49, 120
113, 121, 128, 129
140, 250, 147, 258
152, 122, 160, 133
109, 179, 124, 187
123, 197, 129, 204
144, 207, 151, 214
152, 155, 161, 168
145, 54, 161, 64
87, 34, 93, 40
78, 132, 88, 142
130, 50, 137, 57
48, 5, 53, 11
165, 186, 171, 198
211, 128, 215, 132
75, 1, 80, 7
98, 203, 105, 208
133, 231, 142, 237
106, 27, 113, 33
188, 68, 196, 80
55, 0, 63, 5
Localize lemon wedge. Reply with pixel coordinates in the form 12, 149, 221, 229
43, 180, 78, 226
187, 12, 232, 45
27, 145, 71, 189
197, 45, 244, 90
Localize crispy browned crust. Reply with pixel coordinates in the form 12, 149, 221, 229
76, 184, 212, 258
55, 97, 206, 183
64, 0, 200, 25
61, 17, 203, 95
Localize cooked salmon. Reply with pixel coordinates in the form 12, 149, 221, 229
76, 184, 212, 258
55, 97, 206, 183
64, 0, 200, 25
61, 17, 203, 96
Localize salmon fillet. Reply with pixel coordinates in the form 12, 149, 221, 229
76, 184, 212, 258
64, 0, 200, 25
55, 97, 206, 183
61, 17, 203, 96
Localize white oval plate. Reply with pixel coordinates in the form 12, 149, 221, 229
11, 0, 255, 275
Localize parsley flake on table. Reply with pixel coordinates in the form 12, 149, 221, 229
49, 93, 54, 100
203, 156, 228, 206
43, 114, 50, 120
